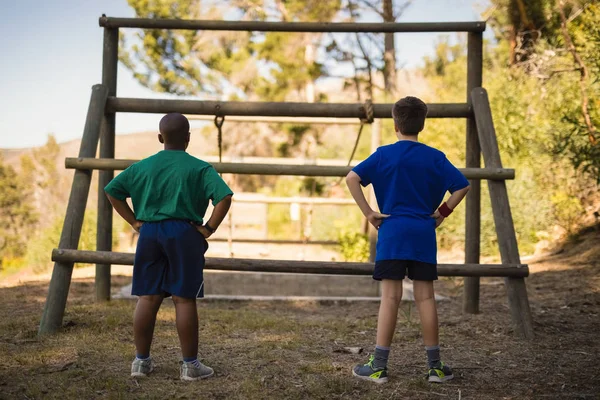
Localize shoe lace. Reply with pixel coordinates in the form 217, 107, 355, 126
365, 355, 375, 368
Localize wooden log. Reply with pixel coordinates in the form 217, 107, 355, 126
99, 16, 486, 33
106, 97, 471, 119
96, 27, 119, 303
186, 115, 362, 125
210, 238, 338, 245
464, 32, 483, 314
51, 249, 530, 278
38, 85, 108, 335
64, 158, 516, 180
471, 87, 535, 339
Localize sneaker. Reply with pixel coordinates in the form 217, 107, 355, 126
180, 361, 215, 381
131, 357, 154, 377
352, 355, 388, 384
427, 361, 454, 383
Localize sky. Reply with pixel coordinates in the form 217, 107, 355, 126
0, 0, 489, 149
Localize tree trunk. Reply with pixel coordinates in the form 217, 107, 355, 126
382, 0, 397, 96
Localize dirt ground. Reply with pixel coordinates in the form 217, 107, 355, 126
0, 231, 599, 399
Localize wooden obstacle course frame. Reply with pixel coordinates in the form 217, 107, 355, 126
64, 157, 516, 180
52, 249, 529, 278
107, 98, 470, 118
38, 85, 108, 335
99, 16, 486, 32
471, 88, 534, 338
39, 16, 533, 339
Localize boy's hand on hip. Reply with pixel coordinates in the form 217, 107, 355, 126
196, 225, 212, 239
132, 220, 143, 232
367, 211, 390, 230
431, 211, 445, 228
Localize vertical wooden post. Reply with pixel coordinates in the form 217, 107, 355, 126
471, 88, 534, 339
463, 32, 483, 314
96, 27, 119, 302
39, 85, 109, 335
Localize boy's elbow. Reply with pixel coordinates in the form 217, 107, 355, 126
346, 171, 359, 184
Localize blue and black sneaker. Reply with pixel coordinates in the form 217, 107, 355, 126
352, 355, 388, 384
427, 361, 454, 383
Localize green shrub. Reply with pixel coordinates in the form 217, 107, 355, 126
338, 231, 369, 262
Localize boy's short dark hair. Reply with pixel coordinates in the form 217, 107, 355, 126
392, 96, 428, 135
159, 113, 190, 145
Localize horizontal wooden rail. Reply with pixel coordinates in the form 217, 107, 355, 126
106, 97, 471, 119
99, 16, 486, 33
65, 158, 515, 180
211, 238, 338, 245
186, 115, 363, 125
52, 249, 529, 277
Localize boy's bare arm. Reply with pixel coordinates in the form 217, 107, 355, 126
431, 185, 471, 228
346, 171, 389, 229
105, 192, 143, 232
197, 195, 232, 238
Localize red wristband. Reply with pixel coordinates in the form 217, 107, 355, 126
438, 202, 453, 218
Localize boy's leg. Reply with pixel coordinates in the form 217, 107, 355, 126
376, 279, 404, 347
131, 222, 168, 377
133, 294, 164, 358
172, 295, 214, 380
353, 278, 403, 384
413, 279, 453, 382
160, 220, 213, 380
413, 280, 438, 347
172, 295, 198, 360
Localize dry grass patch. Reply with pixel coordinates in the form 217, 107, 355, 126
1, 245, 599, 399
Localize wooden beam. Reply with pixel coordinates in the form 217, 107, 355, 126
210, 238, 339, 245
99, 16, 486, 33
39, 85, 108, 335
472, 87, 534, 339
64, 158, 516, 180
96, 26, 119, 303
464, 31, 483, 314
106, 97, 471, 119
52, 249, 529, 278
186, 115, 362, 125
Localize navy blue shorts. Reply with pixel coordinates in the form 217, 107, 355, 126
373, 259, 438, 281
132, 220, 208, 299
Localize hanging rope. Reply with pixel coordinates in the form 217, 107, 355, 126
331, 100, 374, 187
214, 115, 225, 163
345, 99, 374, 166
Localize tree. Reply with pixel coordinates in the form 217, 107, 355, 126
20, 134, 64, 222
487, 0, 600, 180
121, 0, 342, 100
0, 155, 38, 266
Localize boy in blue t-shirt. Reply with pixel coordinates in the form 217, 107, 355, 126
346, 96, 470, 384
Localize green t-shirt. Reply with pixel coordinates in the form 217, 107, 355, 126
104, 150, 233, 223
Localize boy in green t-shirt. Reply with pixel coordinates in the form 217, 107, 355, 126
104, 113, 233, 381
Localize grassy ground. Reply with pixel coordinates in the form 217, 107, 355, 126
1, 233, 599, 399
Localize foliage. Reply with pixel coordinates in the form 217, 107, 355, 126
0, 155, 38, 267
25, 211, 101, 273
121, 0, 341, 98
415, 18, 599, 255
488, 0, 600, 181
338, 230, 369, 262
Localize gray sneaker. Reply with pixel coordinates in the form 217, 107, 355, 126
180, 361, 214, 381
427, 361, 454, 383
131, 357, 154, 377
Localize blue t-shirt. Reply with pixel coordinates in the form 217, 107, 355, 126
352, 141, 469, 264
